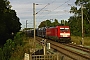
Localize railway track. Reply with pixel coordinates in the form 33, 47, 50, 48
36, 37, 90, 60
49, 40, 90, 60
64, 43, 90, 53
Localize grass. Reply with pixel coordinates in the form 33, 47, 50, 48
71, 36, 90, 46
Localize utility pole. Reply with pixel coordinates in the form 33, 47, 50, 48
81, 4, 84, 45
26, 20, 28, 29
33, 3, 36, 52
26, 20, 28, 39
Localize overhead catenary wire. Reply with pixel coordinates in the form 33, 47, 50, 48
37, 0, 71, 22
39, 0, 71, 20
53, 0, 71, 11
36, 0, 56, 15
36, 0, 57, 20
36, 3, 50, 14
53, 1, 75, 20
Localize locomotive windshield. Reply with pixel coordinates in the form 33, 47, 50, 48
60, 28, 69, 32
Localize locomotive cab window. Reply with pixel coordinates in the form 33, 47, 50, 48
60, 28, 69, 32
65, 28, 69, 31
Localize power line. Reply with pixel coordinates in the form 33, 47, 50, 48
39, 0, 71, 20
36, 0, 56, 14
53, 1, 75, 20
36, 3, 50, 14
53, 0, 71, 11
36, 0, 57, 22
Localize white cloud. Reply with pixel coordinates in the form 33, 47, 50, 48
9, 0, 76, 29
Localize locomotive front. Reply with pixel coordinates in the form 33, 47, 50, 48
57, 26, 71, 43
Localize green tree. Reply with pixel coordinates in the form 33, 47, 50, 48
0, 48, 4, 60
0, 32, 25, 60
0, 0, 21, 45
68, 16, 82, 36
68, 0, 90, 36
38, 21, 46, 28
38, 19, 52, 28
3, 39, 15, 60
65, 20, 69, 25
46, 20, 52, 27
38, 19, 61, 28
52, 19, 60, 27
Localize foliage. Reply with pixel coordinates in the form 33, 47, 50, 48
0, 32, 26, 60
13, 32, 24, 46
3, 39, 15, 60
38, 21, 47, 28
52, 19, 60, 27
0, 0, 21, 45
0, 48, 4, 60
68, 0, 90, 36
38, 19, 52, 28
38, 19, 63, 28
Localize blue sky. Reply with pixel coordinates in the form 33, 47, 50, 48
9, 0, 76, 30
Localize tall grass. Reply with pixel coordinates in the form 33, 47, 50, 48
71, 36, 90, 46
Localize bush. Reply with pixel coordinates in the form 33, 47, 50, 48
0, 32, 26, 60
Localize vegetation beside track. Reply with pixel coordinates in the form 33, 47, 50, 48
71, 36, 90, 46
0, 32, 30, 60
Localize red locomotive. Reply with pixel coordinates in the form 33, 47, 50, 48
46, 26, 71, 43
37, 26, 71, 43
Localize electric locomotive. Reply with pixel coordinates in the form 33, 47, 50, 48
46, 26, 71, 43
